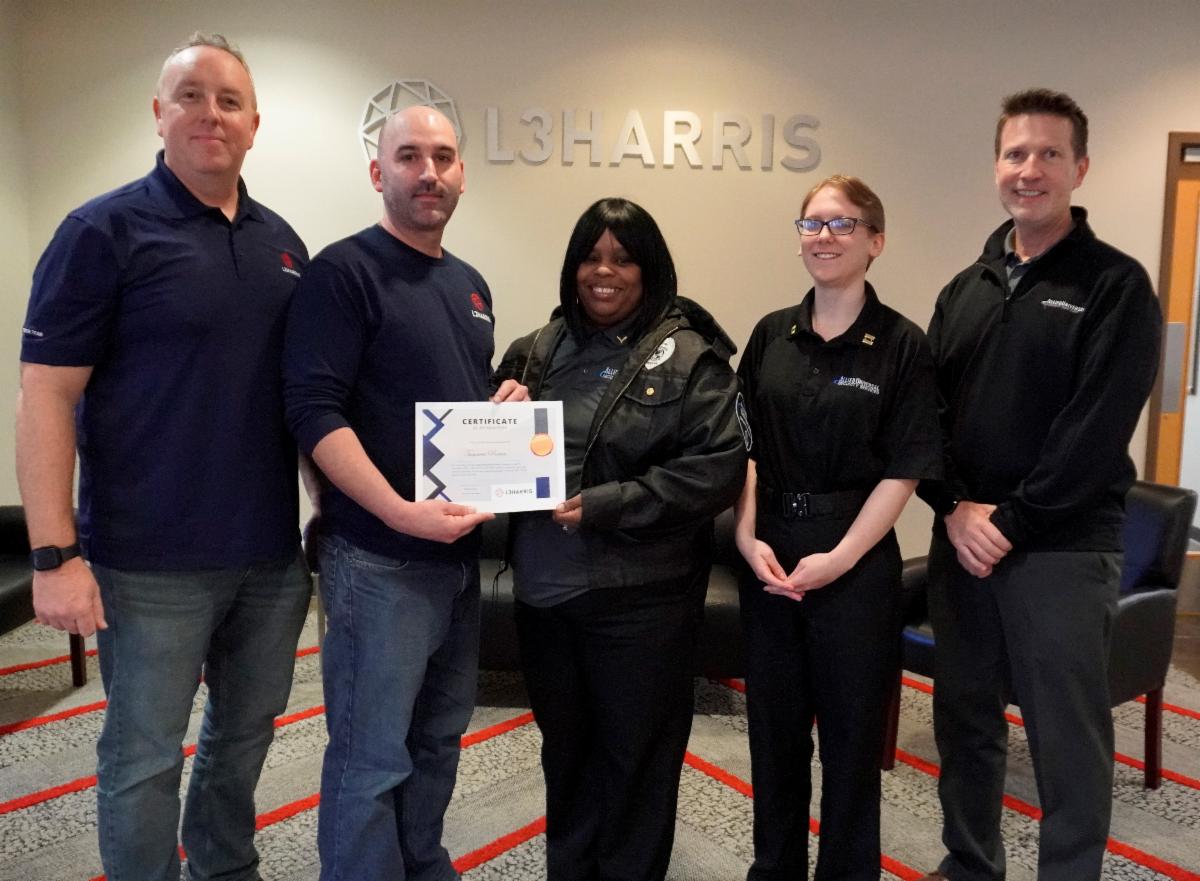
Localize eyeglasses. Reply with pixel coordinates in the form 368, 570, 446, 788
795, 216, 878, 236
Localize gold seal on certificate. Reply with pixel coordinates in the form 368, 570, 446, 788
415, 401, 566, 513
529, 407, 555, 457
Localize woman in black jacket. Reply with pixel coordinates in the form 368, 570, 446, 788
494, 197, 746, 881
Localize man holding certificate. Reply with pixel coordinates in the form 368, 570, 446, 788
282, 105, 526, 881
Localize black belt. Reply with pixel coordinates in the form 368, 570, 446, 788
758, 486, 870, 521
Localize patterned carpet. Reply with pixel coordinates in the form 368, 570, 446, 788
2, 608, 1199, 881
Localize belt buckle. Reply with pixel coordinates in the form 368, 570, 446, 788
783, 492, 811, 520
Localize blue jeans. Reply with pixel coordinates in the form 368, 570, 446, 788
317, 536, 480, 881
93, 555, 311, 881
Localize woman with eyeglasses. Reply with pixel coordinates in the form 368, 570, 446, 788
734, 175, 942, 880
494, 197, 746, 881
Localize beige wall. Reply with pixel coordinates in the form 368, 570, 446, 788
7, 0, 1199, 554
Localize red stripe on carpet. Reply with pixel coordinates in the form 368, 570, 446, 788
1107, 836, 1200, 881
1118, 754, 1200, 789
894, 747, 1200, 878
684, 750, 754, 797
684, 752, 925, 879
1138, 693, 1200, 721
0, 645, 321, 738
894, 747, 941, 778
0, 699, 107, 736
899, 679, 1200, 791
255, 792, 320, 830
3, 705, 529, 822
79, 708, 539, 881
461, 711, 535, 747
902, 673, 1200, 723
882, 854, 924, 881
0, 644, 318, 680
275, 704, 325, 727
0, 773, 98, 814
0, 648, 98, 676
452, 815, 547, 872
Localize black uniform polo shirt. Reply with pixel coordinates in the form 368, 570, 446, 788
737, 284, 941, 495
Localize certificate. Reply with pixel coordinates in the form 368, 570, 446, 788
415, 401, 566, 513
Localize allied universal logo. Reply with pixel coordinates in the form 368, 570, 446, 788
1042, 299, 1085, 314
833, 376, 881, 395
360, 80, 465, 162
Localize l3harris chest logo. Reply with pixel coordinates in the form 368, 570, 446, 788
469, 291, 492, 324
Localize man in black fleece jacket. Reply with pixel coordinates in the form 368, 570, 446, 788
917, 90, 1161, 881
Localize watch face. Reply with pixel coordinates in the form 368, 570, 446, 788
30, 544, 79, 571
31, 547, 62, 571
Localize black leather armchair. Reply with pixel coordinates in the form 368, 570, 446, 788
478, 508, 746, 679
883, 480, 1198, 788
0, 506, 88, 686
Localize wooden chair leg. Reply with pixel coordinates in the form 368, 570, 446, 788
69, 633, 87, 687
880, 668, 901, 771
1144, 688, 1163, 789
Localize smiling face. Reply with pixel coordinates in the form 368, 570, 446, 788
799, 186, 884, 290
154, 45, 259, 191
995, 113, 1088, 246
575, 229, 644, 329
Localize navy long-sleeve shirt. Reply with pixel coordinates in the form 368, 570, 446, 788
283, 224, 496, 561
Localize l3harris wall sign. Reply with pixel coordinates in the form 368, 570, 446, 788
361, 80, 821, 172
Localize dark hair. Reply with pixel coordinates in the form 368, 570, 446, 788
995, 88, 1088, 160
559, 198, 677, 341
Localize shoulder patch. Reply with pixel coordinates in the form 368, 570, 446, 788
735, 392, 752, 451
644, 336, 676, 369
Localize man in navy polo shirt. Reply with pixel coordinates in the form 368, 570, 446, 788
17, 33, 311, 881
283, 105, 526, 881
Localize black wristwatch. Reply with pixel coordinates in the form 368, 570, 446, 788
30, 543, 82, 571
941, 497, 962, 518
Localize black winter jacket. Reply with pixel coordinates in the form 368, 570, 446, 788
494, 296, 748, 588
919, 208, 1161, 552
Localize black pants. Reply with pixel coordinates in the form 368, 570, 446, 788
927, 534, 1119, 881
741, 513, 901, 881
515, 575, 704, 881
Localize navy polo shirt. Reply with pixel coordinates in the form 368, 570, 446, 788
738, 283, 942, 495
283, 225, 496, 563
21, 152, 308, 570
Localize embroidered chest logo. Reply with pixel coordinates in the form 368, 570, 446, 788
598, 366, 619, 381
280, 252, 301, 278
833, 376, 881, 395
469, 291, 493, 324
1041, 299, 1084, 314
